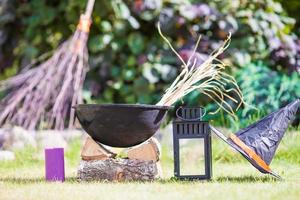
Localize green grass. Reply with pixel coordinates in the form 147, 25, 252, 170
0, 130, 300, 200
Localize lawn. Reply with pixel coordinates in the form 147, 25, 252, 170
0, 130, 300, 200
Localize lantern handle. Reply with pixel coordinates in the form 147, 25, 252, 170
176, 106, 206, 121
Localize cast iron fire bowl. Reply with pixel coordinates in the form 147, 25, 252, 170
74, 104, 171, 147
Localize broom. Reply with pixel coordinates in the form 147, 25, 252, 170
156, 23, 245, 117
0, 0, 95, 130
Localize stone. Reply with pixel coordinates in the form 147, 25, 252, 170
2, 126, 36, 150
37, 129, 84, 143
0, 129, 10, 149
38, 131, 67, 149
0, 150, 15, 161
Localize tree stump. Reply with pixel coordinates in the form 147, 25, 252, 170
77, 137, 162, 182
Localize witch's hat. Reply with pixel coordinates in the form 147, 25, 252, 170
210, 99, 300, 179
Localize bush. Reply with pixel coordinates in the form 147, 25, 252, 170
237, 62, 300, 112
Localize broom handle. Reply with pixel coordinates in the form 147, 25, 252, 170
84, 0, 95, 19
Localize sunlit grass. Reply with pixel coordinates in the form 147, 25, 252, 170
0, 130, 300, 200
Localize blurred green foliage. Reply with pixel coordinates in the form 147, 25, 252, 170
236, 62, 300, 113
276, 0, 300, 34
235, 61, 300, 128
0, 0, 299, 127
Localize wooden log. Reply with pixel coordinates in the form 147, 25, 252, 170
77, 158, 160, 182
81, 137, 116, 160
127, 137, 161, 162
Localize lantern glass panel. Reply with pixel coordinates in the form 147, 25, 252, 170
179, 138, 205, 175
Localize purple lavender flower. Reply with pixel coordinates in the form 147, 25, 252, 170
179, 3, 217, 20
268, 37, 281, 50
137, 54, 147, 65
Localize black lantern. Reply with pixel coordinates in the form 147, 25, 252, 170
172, 107, 212, 180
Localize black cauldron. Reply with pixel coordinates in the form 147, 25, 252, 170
74, 104, 171, 147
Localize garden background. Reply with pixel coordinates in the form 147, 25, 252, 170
1, 0, 299, 129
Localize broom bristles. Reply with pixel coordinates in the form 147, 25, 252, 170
156, 23, 246, 118
0, 25, 89, 130
0, 0, 96, 130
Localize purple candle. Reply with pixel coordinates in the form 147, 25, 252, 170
45, 148, 65, 182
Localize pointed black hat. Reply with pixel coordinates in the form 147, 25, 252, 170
211, 99, 300, 179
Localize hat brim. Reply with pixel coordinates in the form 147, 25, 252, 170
210, 126, 281, 179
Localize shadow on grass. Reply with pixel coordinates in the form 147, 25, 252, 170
156, 175, 280, 183
215, 175, 279, 183
0, 177, 78, 184
0, 176, 279, 184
